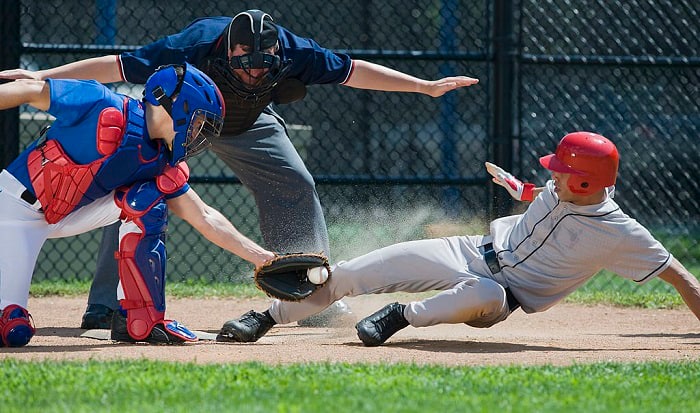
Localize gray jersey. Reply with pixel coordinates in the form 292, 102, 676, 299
491, 180, 672, 313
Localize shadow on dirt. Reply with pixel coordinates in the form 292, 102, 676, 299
342, 339, 585, 353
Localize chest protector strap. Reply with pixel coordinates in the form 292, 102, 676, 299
26, 104, 127, 224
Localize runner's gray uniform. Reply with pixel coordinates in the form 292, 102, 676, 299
268, 180, 672, 327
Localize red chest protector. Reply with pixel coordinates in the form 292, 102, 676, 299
26, 105, 126, 224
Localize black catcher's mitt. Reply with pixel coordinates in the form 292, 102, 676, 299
254, 253, 331, 301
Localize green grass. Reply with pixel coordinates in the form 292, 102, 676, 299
29, 279, 266, 299
566, 271, 687, 308
17, 223, 700, 413
1, 360, 699, 413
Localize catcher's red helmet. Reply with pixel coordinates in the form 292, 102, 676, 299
539, 132, 619, 195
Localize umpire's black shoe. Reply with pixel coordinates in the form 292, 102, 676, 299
110, 311, 197, 345
80, 304, 115, 329
217, 310, 276, 343
355, 302, 409, 347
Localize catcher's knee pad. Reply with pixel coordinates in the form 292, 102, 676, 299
0, 305, 36, 347
115, 181, 170, 340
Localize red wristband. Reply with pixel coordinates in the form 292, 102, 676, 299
521, 183, 535, 201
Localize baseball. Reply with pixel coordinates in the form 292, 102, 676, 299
307, 266, 329, 284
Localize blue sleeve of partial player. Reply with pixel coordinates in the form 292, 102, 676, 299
45, 79, 119, 126
277, 26, 353, 85
119, 17, 230, 84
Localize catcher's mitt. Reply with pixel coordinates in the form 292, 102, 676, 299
254, 253, 331, 301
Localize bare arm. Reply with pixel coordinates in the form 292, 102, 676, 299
167, 189, 275, 269
343, 60, 479, 97
0, 55, 123, 83
0, 79, 51, 111
658, 257, 700, 322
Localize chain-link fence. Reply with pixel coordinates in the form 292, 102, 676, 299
1, 0, 697, 291
517, 1, 699, 290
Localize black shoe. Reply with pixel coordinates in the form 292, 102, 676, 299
110, 311, 197, 344
217, 310, 275, 343
297, 300, 356, 327
355, 302, 409, 347
80, 304, 115, 329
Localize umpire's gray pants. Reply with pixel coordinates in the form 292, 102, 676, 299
269, 236, 512, 328
88, 109, 329, 308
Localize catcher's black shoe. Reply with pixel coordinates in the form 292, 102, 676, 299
110, 311, 197, 344
80, 304, 115, 329
217, 310, 276, 343
355, 302, 409, 347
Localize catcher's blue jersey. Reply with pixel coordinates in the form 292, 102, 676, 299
6, 79, 188, 213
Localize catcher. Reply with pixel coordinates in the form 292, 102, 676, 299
217, 132, 700, 346
0, 64, 279, 346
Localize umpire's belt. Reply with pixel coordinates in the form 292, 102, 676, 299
0, 169, 42, 210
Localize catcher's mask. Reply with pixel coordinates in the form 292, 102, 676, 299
539, 131, 619, 195
213, 9, 291, 100
143, 63, 225, 166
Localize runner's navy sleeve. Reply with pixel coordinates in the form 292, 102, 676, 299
119, 17, 230, 84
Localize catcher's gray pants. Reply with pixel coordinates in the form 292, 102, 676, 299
88, 108, 329, 309
269, 236, 513, 328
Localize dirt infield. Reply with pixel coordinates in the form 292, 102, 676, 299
3, 296, 699, 366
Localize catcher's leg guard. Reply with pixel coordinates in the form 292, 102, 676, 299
113, 182, 196, 342
0, 305, 36, 347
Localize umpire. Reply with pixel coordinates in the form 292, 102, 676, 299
0, 10, 479, 328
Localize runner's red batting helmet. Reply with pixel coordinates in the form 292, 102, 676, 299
539, 132, 619, 195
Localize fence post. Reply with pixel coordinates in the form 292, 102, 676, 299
491, 0, 518, 217
0, 1, 21, 169
439, 0, 460, 216
95, 0, 117, 45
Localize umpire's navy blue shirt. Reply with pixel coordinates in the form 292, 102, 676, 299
118, 16, 354, 86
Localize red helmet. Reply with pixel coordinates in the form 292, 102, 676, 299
539, 132, 619, 195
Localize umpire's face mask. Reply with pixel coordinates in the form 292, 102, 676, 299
218, 9, 291, 99
228, 43, 279, 87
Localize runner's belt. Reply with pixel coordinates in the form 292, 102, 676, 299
480, 242, 501, 274
480, 241, 520, 312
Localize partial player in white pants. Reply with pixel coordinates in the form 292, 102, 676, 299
0, 188, 121, 311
